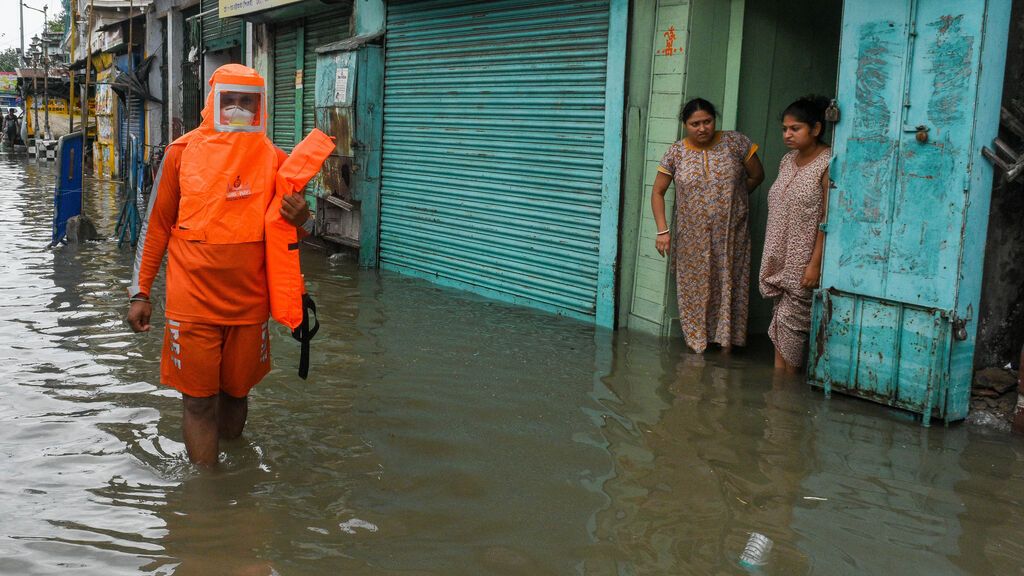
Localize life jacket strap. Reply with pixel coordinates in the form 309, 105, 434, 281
291, 293, 319, 379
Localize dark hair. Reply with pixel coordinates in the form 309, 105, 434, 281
679, 98, 718, 122
781, 95, 831, 139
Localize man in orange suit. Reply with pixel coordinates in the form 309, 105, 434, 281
126, 64, 313, 466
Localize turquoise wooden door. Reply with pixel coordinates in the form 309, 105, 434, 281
809, 0, 1011, 423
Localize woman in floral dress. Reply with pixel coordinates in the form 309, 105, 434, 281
759, 96, 832, 372
651, 98, 764, 353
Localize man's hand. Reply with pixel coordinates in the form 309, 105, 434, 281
280, 193, 310, 228
127, 299, 152, 332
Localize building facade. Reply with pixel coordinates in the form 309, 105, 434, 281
61, 0, 1024, 421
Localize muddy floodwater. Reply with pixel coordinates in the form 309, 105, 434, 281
2, 154, 1024, 575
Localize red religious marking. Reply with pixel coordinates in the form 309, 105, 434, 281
658, 26, 682, 56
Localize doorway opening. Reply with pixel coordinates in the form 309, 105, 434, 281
733, 0, 843, 332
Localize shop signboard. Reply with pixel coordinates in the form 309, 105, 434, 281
219, 0, 303, 18
0, 72, 17, 94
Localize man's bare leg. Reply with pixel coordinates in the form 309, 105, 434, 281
218, 392, 248, 440
182, 394, 219, 466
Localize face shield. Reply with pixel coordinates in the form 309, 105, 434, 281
213, 84, 265, 133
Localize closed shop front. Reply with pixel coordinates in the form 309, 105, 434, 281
270, 8, 351, 151
201, 0, 245, 53
378, 0, 627, 325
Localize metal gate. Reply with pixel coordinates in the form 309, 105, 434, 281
181, 5, 203, 135
809, 0, 1012, 423
378, 0, 627, 324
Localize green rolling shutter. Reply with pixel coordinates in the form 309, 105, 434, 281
379, 0, 626, 323
272, 25, 299, 150
201, 0, 244, 52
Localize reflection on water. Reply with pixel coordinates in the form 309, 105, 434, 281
1, 155, 1023, 575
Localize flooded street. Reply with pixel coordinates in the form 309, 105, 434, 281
2, 154, 1024, 575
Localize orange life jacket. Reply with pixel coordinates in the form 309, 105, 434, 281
265, 128, 335, 378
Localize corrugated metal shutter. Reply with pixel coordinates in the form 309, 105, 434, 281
303, 10, 350, 137
380, 0, 613, 319
272, 25, 299, 150
116, 55, 144, 160
119, 95, 145, 152
201, 0, 244, 52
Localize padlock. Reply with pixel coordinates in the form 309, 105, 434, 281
825, 99, 840, 123
915, 125, 929, 143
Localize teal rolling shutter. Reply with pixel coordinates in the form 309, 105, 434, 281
379, 0, 623, 321
272, 25, 299, 150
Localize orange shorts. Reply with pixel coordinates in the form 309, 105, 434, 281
160, 319, 271, 398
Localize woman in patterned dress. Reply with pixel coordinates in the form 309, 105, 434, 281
651, 98, 764, 353
759, 96, 832, 372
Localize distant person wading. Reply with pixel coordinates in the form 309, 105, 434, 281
2, 108, 19, 146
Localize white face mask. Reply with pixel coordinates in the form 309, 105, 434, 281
221, 105, 255, 127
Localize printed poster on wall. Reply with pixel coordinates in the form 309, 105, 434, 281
334, 68, 349, 104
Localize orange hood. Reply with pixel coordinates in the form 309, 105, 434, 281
198, 63, 268, 136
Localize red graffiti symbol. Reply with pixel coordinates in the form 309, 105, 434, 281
659, 26, 681, 56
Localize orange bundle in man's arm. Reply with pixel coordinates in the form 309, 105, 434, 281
265, 128, 335, 378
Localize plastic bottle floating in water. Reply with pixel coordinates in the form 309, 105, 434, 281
738, 532, 773, 568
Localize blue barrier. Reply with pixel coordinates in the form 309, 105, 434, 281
50, 132, 84, 247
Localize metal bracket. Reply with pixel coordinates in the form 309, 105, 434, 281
982, 103, 1024, 182
952, 317, 968, 341
982, 138, 1024, 182
951, 305, 973, 342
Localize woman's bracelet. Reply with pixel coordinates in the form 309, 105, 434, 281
129, 297, 151, 304
656, 229, 670, 236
